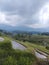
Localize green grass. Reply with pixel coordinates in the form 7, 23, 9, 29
6, 35, 49, 57
16, 40, 34, 53
16, 40, 49, 55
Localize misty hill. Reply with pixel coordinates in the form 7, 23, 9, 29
0, 24, 49, 33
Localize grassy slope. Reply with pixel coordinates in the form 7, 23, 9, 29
6, 35, 49, 54
0, 36, 37, 65
17, 40, 49, 54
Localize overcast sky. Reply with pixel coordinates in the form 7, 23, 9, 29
0, 0, 49, 29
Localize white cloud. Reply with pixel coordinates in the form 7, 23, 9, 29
0, 12, 26, 26
39, 3, 49, 24
0, 12, 5, 23
27, 23, 49, 28
27, 3, 49, 28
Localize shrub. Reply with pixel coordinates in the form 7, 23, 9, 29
46, 46, 49, 50
0, 40, 12, 50
3, 56, 17, 65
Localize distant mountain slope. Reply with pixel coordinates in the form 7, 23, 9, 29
0, 24, 49, 32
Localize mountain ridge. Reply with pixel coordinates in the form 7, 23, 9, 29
0, 24, 49, 32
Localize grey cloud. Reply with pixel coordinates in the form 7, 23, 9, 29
0, 0, 48, 17
0, 0, 49, 27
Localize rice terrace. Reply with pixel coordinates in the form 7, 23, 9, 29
0, 0, 49, 65
0, 32, 49, 65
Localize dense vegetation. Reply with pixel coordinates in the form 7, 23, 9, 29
14, 34, 49, 54
46, 46, 49, 50
14, 34, 49, 46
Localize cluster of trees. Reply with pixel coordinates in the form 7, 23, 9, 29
46, 46, 49, 50
14, 34, 37, 43
41, 32, 49, 36
14, 34, 48, 45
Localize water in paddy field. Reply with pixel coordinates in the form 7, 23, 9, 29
11, 41, 26, 50
35, 51, 47, 59
0, 37, 4, 41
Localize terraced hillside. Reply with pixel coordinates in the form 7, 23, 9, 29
0, 37, 37, 65
0, 35, 49, 65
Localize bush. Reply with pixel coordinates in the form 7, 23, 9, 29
46, 46, 49, 50
0, 40, 12, 50
3, 56, 17, 65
